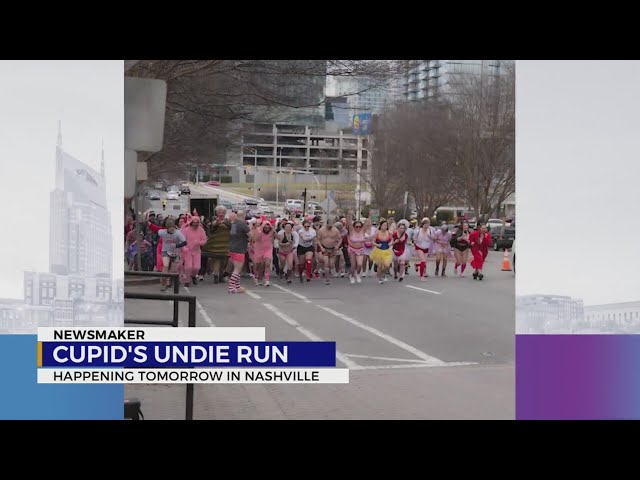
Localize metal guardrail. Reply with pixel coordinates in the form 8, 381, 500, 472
125, 271, 180, 325
124, 271, 197, 421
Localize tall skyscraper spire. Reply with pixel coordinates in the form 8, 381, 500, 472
101, 139, 105, 177
57, 120, 62, 147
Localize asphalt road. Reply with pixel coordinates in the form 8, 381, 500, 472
125, 252, 515, 419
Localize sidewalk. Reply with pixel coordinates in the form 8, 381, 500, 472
125, 363, 514, 420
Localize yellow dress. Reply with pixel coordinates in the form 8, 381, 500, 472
369, 235, 393, 266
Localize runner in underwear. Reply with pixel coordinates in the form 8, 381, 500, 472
276, 221, 299, 284
296, 218, 317, 283
316, 217, 343, 285
345, 212, 369, 284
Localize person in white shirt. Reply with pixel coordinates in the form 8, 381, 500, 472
413, 218, 436, 281
296, 219, 317, 283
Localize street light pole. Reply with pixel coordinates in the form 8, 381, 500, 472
248, 147, 258, 196
276, 147, 281, 208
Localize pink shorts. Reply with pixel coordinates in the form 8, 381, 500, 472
254, 251, 272, 261
229, 251, 246, 263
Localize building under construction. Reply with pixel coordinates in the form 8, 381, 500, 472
239, 122, 371, 184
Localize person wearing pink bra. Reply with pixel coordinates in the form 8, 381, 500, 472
346, 213, 370, 284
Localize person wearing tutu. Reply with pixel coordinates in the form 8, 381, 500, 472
370, 219, 393, 284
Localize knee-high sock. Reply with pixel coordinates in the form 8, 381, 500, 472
306, 259, 313, 278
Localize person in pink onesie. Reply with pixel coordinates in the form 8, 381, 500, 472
180, 215, 207, 286
250, 220, 276, 287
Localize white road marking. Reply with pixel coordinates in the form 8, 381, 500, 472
263, 303, 360, 370
245, 289, 262, 300
272, 283, 312, 303
357, 361, 477, 371
183, 286, 216, 327
315, 305, 446, 366
405, 285, 442, 295
344, 354, 432, 364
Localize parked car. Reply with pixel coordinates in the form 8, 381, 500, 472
487, 218, 505, 230
219, 200, 234, 211
148, 191, 161, 201
306, 202, 324, 215
153, 181, 165, 190
167, 185, 180, 193
284, 199, 304, 215
257, 203, 271, 213
180, 185, 191, 195
490, 225, 515, 251
166, 191, 180, 201
207, 180, 221, 186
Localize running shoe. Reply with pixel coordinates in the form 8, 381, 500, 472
264, 280, 270, 287
356, 275, 362, 284
350, 276, 356, 284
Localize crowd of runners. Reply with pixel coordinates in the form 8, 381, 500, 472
124, 206, 494, 294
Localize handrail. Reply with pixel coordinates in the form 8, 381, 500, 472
124, 287, 197, 420
125, 271, 180, 325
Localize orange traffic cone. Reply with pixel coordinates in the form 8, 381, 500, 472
501, 250, 512, 271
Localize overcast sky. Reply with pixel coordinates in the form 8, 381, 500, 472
516, 60, 640, 306
0, 60, 123, 299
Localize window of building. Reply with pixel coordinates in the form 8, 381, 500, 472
70, 281, 85, 298
39, 279, 56, 305
96, 284, 112, 300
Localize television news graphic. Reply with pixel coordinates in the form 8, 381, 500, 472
37, 328, 350, 384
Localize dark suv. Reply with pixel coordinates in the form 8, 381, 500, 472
491, 226, 515, 251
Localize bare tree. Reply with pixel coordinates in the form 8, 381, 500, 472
447, 61, 515, 219
357, 102, 455, 218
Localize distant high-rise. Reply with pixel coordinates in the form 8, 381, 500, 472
397, 60, 512, 102
331, 76, 397, 122
49, 122, 112, 277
